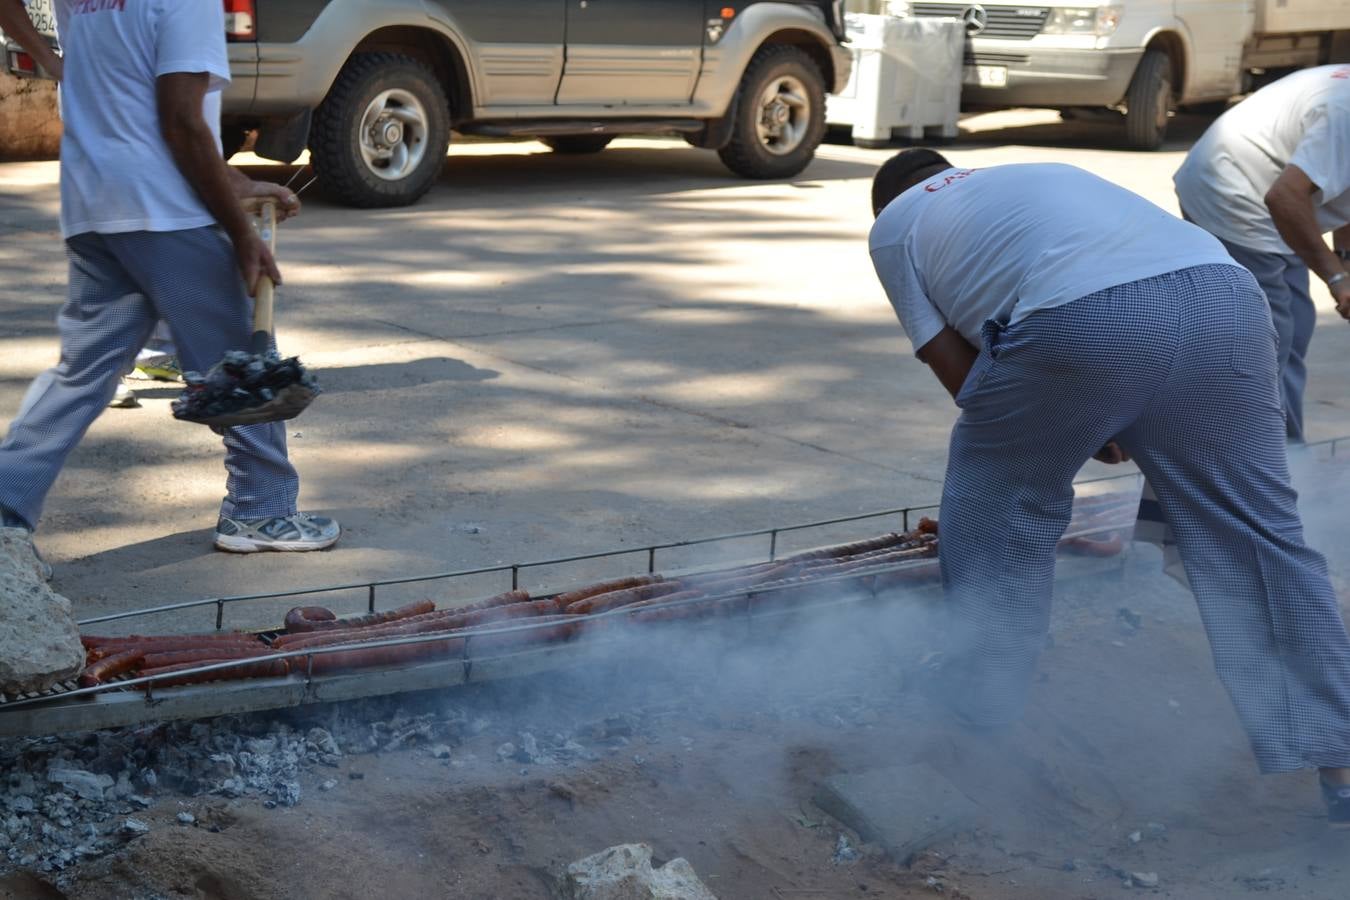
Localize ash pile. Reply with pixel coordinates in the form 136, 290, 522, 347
0, 690, 655, 879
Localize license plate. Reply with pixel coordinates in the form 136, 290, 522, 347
963, 65, 1008, 88
22, 0, 56, 38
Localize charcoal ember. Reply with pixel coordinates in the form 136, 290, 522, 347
7, 773, 36, 796
110, 771, 134, 800
201, 754, 236, 781
174, 350, 319, 420
119, 818, 149, 837
47, 768, 113, 802
515, 733, 556, 766
244, 737, 277, 756
832, 833, 860, 864
7, 795, 35, 814
214, 777, 245, 799
381, 718, 434, 753
266, 778, 300, 808
306, 727, 341, 759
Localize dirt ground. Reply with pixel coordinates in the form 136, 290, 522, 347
1, 109, 1350, 899
4, 538, 1349, 900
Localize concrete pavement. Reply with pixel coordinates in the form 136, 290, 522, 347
0, 109, 1346, 629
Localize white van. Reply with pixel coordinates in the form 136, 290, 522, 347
885, 1, 1350, 147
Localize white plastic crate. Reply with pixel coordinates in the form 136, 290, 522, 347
826, 14, 964, 147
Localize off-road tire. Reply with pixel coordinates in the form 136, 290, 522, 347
542, 135, 613, 154
718, 45, 827, 180
1124, 49, 1173, 151
309, 52, 451, 208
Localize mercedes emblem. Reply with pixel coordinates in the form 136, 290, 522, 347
962, 4, 989, 35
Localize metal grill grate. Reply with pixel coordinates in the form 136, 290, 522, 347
911, 3, 1050, 40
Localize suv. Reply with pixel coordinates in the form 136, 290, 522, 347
223, 1, 852, 207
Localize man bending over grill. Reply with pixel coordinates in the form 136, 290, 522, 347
868, 149, 1350, 827
0, 0, 339, 557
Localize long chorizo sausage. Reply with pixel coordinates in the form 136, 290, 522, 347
273, 599, 559, 651
282, 606, 337, 633
81, 633, 260, 650
551, 575, 662, 610
140, 647, 273, 669
302, 636, 466, 675
676, 563, 799, 596
673, 560, 786, 586
564, 581, 686, 615
460, 615, 580, 653
601, 589, 708, 623
778, 532, 907, 565
284, 600, 435, 634
78, 649, 144, 687
447, 589, 531, 614
138, 658, 290, 687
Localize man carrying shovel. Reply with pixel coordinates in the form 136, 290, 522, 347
0, 0, 339, 556
868, 150, 1350, 826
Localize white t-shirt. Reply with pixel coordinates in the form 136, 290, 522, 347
869, 163, 1239, 355
1174, 65, 1350, 255
55, 0, 229, 238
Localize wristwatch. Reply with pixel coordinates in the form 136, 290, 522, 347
1328, 272, 1350, 288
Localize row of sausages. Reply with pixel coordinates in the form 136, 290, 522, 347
76, 524, 938, 687
76, 508, 1128, 689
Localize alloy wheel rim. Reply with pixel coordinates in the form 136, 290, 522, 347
755, 75, 810, 156
358, 88, 429, 181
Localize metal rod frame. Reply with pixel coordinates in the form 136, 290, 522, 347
76, 470, 1154, 630
31, 438, 1345, 716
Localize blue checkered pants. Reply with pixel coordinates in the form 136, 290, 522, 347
1215, 238, 1316, 444
0, 227, 299, 529
939, 263, 1350, 774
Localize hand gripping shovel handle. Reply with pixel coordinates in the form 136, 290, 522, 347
251, 201, 277, 355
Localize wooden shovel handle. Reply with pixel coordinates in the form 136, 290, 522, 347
252, 201, 277, 337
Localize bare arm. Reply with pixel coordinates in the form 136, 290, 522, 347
915, 326, 979, 401
1335, 224, 1350, 253
1266, 164, 1350, 320
1265, 164, 1345, 282
0, 0, 62, 80
156, 72, 279, 294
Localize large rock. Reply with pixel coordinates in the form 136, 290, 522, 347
560, 844, 717, 900
0, 71, 61, 160
0, 527, 83, 694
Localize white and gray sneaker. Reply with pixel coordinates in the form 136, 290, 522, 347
214, 512, 341, 553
